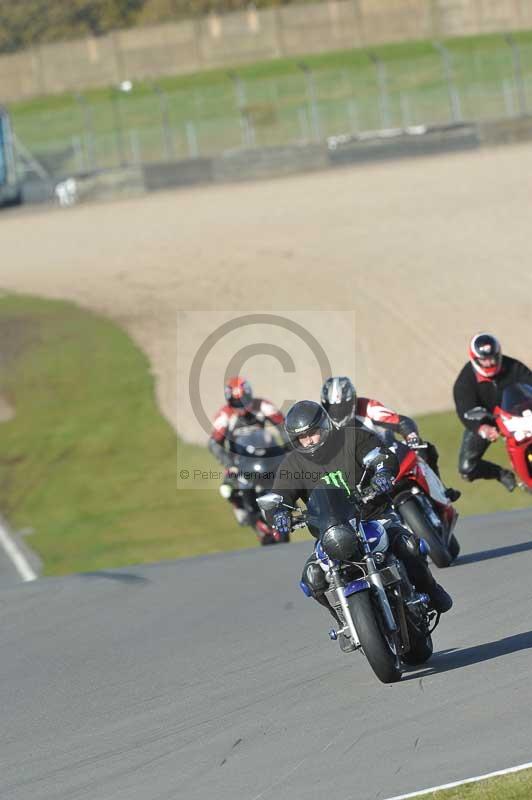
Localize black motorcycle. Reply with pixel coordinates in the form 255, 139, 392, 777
258, 451, 440, 683
227, 430, 288, 545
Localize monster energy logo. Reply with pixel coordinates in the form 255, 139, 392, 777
321, 470, 350, 495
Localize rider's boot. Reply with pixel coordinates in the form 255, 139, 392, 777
426, 582, 453, 613
445, 487, 462, 502
397, 534, 453, 614
498, 468, 516, 492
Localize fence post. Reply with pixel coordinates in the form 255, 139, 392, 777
129, 130, 141, 165
298, 62, 321, 142
502, 78, 515, 117
186, 121, 199, 158
74, 93, 96, 172
504, 33, 527, 116
72, 136, 84, 173
399, 92, 412, 128
297, 107, 310, 141
228, 71, 255, 148
368, 52, 392, 129
347, 99, 359, 133
432, 41, 462, 123
153, 84, 174, 160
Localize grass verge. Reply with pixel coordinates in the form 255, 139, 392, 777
409, 765, 532, 798
0, 294, 528, 576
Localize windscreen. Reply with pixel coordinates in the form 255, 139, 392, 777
500, 383, 532, 417
306, 484, 357, 533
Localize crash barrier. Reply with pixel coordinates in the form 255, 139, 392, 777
142, 121, 482, 190
21, 114, 532, 204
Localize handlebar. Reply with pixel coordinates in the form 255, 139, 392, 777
284, 487, 380, 530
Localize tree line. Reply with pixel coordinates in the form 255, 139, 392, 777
0, 0, 315, 54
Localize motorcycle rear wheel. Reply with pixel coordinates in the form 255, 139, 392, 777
347, 591, 402, 684
399, 499, 453, 569
448, 534, 460, 560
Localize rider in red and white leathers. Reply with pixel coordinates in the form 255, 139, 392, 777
321, 376, 460, 502
208, 376, 286, 543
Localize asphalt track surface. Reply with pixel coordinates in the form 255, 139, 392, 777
1, 508, 531, 800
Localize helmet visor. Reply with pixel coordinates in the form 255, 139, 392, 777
473, 353, 502, 377
324, 399, 354, 426
290, 415, 332, 454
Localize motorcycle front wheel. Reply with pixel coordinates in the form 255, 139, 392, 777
399, 499, 453, 568
347, 591, 402, 684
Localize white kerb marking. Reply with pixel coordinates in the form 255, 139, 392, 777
382, 760, 532, 800
0, 520, 37, 582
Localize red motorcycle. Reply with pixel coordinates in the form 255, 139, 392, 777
389, 441, 460, 568
464, 382, 532, 492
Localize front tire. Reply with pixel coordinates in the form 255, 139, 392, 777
347, 591, 402, 683
400, 499, 452, 569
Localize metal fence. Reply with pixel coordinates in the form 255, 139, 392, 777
11, 36, 532, 181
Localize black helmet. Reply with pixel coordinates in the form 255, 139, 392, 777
285, 400, 333, 455
469, 333, 502, 379
321, 376, 356, 427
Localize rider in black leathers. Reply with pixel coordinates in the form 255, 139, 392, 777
265, 401, 452, 651
454, 333, 532, 491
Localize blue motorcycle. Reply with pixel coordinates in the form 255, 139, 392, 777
258, 455, 439, 683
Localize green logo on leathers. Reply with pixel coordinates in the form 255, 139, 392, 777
320, 470, 350, 495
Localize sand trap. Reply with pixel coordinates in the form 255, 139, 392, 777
1, 143, 530, 443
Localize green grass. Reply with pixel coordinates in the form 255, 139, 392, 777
0, 294, 254, 575
0, 294, 527, 576
8, 29, 532, 175
415, 766, 532, 798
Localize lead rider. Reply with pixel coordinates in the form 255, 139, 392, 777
265, 401, 452, 651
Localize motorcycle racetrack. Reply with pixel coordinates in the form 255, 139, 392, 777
1, 508, 531, 800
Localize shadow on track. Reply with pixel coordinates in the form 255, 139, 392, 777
79, 571, 148, 584
403, 630, 532, 679
453, 540, 532, 567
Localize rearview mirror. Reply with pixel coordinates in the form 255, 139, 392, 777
362, 447, 384, 469
257, 493, 284, 511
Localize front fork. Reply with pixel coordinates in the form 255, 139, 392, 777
326, 570, 361, 648
326, 556, 398, 649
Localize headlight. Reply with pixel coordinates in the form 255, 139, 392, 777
321, 525, 359, 561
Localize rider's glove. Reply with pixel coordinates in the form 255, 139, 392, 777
478, 424, 499, 442
370, 470, 395, 495
272, 509, 291, 536
405, 432, 422, 449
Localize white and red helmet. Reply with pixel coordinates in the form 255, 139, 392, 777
469, 333, 502, 379
224, 376, 253, 408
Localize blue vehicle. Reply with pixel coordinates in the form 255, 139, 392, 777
258, 450, 440, 684
0, 107, 22, 206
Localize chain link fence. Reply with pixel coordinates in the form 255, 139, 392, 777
10, 36, 532, 182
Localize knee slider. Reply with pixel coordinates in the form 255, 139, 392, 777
459, 459, 477, 479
